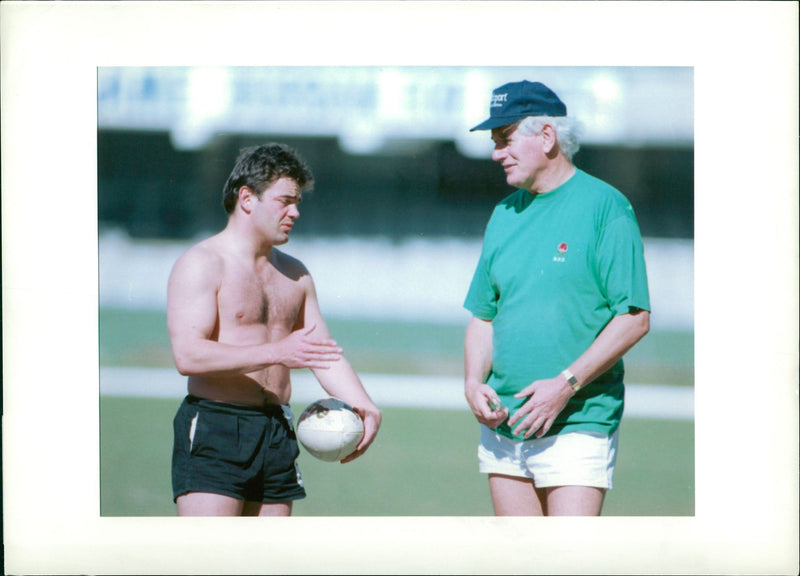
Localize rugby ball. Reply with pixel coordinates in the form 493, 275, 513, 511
296, 398, 364, 462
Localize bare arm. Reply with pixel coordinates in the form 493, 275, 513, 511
562, 309, 651, 392
464, 316, 508, 427
167, 247, 341, 377
302, 276, 382, 463
508, 309, 651, 438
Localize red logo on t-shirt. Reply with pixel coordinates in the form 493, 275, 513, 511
553, 242, 568, 263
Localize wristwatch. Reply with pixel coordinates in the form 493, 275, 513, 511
561, 369, 582, 392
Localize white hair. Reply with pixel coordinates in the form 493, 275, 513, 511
517, 115, 584, 162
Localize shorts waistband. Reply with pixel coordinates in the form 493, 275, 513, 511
185, 394, 285, 416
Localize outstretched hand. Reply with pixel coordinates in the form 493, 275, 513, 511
276, 324, 342, 369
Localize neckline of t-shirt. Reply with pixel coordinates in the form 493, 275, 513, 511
523, 167, 582, 203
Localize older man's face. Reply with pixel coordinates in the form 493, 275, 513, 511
490, 122, 549, 193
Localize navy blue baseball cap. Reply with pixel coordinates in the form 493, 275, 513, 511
470, 80, 567, 131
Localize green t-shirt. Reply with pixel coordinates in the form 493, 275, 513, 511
464, 168, 651, 440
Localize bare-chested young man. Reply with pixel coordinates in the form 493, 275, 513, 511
167, 143, 381, 517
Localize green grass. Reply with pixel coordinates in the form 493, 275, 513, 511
100, 396, 693, 517
99, 308, 174, 367
99, 308, 694, 516
99, 308, 694, 386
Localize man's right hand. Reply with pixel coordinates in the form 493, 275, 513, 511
275, 325, 343, 369
465, 382, 508, 428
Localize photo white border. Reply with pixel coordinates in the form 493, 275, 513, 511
3, 1, 798, 574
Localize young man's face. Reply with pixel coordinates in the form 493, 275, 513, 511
490, 122, 547, 192
251, 177, 302, 245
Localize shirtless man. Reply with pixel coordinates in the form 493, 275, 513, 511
167, 143, 381, 517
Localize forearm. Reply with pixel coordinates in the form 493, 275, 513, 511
464, 317, 493, 392
312, 358, 378, 412
508, 310, 650, 438
314, 356, 382, 463
464, 316, 509, 425
171, 338, 282, 378
564, 309, 650, 390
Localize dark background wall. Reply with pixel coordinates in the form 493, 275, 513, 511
98, 131, 693, 241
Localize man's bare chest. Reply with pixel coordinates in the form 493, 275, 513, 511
217, 265, 304, 329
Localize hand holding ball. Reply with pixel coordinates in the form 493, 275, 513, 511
296, 398, 364, 462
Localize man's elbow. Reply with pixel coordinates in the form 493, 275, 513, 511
172, 349, 202, 376
173, 357, 194, 376
632, 309, 650, 340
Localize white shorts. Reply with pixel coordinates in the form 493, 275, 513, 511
478, 425, 619, 489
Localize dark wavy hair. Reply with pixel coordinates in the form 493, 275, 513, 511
222, 143, 314, 214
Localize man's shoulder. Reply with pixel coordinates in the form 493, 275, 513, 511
575, 169, 625, 198
173, 236, 226, 275
167, 238, 227, 297
186, 236, 226, 260
271, 248, 311, 281
572, 169, 633, 211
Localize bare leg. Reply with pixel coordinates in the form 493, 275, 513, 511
176, 492, 244, 516
488, 474, 546, 516
489, 475, 606, 516
544, 486, 606, 516
242, 500, 293, 517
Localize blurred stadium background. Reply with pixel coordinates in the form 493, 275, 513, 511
97, 66, 694, 516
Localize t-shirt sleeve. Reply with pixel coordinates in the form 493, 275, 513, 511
463, 254, 498, 320
595, 212, 651, 316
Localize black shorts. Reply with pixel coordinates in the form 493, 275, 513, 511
172, 395, 306, 503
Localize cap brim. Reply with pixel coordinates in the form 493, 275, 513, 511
469, 115, 525, 132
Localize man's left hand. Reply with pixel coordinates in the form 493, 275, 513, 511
508, 376, 574, 439
340, 405, 382, 463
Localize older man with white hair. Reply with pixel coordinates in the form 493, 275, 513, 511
464, 80, 651, 516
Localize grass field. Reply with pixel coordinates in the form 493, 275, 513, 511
100, 397, 693, 516
99, 308, 694, 516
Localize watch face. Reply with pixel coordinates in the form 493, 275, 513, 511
563, 371, 580, 391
